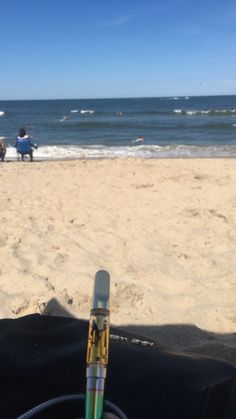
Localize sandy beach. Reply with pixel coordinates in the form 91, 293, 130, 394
0, 157, 236, 364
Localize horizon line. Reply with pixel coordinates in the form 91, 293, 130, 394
1, 93, 236, 102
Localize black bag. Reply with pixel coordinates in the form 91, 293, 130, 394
0, 314, 235, 419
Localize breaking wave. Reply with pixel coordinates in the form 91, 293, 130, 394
173, 109, 236, 116
5, 144, 236, 161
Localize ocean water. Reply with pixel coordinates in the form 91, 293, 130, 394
1, 95, 236, 160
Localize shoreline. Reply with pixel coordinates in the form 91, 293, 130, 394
2, 155, 236, 163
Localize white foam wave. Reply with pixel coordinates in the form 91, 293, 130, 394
4, 144, 236, 161
173, 109, 199, 115
70, 109, 78, 113
80, 110, 95, 114
173, 109, 182, 114
168, 97, 190, 100
186, 111, 199, 115
174, 109, 236, 116
0, 111, 5, 116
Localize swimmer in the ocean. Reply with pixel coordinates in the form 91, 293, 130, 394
132, 136, 144, 143
60, 115, 69, 122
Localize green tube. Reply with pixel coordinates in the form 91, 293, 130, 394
85, 377, 104, 419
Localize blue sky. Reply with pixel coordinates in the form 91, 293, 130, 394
1, 0, 236, 99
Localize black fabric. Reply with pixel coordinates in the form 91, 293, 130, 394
0, 314, 235, 419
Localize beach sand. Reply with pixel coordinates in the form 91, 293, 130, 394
0, 158, 236, 365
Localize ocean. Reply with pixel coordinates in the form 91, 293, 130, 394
1, 95, 236, 160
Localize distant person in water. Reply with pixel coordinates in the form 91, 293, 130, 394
15, 128, 38, 162
132, 136, 144, 143
0, 138, 6, 161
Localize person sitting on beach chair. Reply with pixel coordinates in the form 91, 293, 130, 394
0, 138, 6, 161
15, 128, 38, 162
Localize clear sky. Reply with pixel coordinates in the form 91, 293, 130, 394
1, 0, 236, 100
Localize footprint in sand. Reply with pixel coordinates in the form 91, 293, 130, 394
0, 232, 8, 247
62, 288, 73, 305
71, 291, 91, 313
208, 209, 228, 223
111, 282, 144, 311
33, 274, 55, 291
9, 296, 29, 316
11, 237, 22, 256
54, 252, 68, 267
